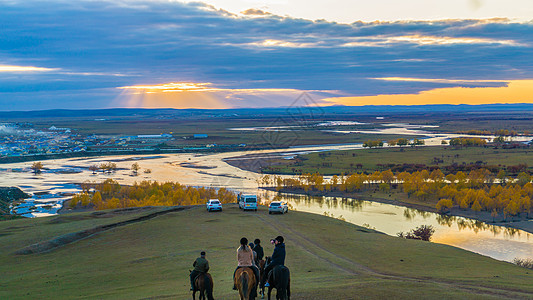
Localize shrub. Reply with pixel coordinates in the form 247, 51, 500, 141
513, 258, 533, 269
397, 225, 435, 241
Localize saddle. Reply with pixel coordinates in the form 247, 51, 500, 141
194, 272, 206, 281
267, 265, 285, 282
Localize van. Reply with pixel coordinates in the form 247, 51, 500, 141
239, 195, 258, 211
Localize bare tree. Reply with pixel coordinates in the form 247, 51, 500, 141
108, 162, 117, 173
131, 162, 140, 175
89, 164, 99, 174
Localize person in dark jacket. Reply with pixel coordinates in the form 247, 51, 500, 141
262, 236, 286, 287
253, 239, 264, 264
190, 251, 209, 291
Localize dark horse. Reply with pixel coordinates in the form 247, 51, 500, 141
263, 257, 290, 300
192, 272, 214, 300
235, 267, 257, 300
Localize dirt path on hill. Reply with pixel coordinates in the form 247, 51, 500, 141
14, 206, 190, 255
253, 213, 533, 299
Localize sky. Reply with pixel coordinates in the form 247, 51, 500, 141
0, 0, 532, 110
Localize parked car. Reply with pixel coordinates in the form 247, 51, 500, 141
269, 201, 288, 214
239, 195, 258, 211
206, 199, 222, 212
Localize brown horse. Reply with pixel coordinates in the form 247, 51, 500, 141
193, 272, 214, 300
258, 259, 266, 298
235, 267, 257, 300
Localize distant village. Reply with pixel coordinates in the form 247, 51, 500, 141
0, 123, 219, 159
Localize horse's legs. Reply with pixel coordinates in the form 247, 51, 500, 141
287, 279, 291, 300
267, 287, 272, 300
192, 290, 196, 300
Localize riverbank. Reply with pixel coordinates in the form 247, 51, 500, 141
0, 145, 289, 164
0, 187, 30, 216
262, 187, 533, 235
1, 205, 533, 299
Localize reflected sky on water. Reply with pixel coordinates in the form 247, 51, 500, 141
260, 191, 533, 262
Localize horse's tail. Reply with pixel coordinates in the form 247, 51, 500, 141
278, 267, 290, 300
287, 271, 291, 300
205, 274, 214, 300
242, 272, 249, 300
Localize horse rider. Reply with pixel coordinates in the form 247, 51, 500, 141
262, 236, 286, 287
249, 242, 258, 267
233, 237, 260, 292
190, 251, 209, 291
253, 238, 264, 265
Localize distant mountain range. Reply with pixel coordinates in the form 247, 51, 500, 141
1, 103, 532, 119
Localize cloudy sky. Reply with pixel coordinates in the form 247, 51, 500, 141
1, 0, 532, 110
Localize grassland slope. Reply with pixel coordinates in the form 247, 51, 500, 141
1, 205, 532, 299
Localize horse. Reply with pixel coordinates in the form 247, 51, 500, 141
193, 272, 214, 300
235, 267, 257, 300
258, 259, 266, 298
264, 257, 290, 300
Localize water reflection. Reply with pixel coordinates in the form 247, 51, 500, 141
266, 192, 533, 262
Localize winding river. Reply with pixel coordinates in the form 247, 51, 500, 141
3, 124, 533, 262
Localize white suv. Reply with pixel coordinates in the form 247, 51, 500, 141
268, 201, 288, 214
206, 199, 222, 212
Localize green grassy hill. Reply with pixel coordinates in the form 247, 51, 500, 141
1, 205, 532, 299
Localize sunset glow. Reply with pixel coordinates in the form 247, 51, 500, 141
117, 81, 333, 109
118, 82, 302, 94
324, 80, 533, 106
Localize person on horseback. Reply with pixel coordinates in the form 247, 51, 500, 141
262, 236, 286, 287
233, 237, 260, 292
253, 238, 264, 265
190, 251, 209, 291
249, 242, 258, 267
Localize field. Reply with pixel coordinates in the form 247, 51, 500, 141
4, 106, 532, 149
264, 146, 533, 175
29, 118, 412, 148
1, 205, 533, 299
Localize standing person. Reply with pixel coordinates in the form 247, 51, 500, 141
262, 236, 286, 287
190, 251, 209, 291
233, 237, 260, 292
253, 239, 264, 264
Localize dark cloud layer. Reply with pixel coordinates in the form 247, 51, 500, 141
0, 0, 532, 109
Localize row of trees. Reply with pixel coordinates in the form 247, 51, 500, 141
88, 162, 151, 175
260, 168, 533, 219
89, 162, 117, 174
363, 138, 425, 148
387, 138, 425, 147
448, 137, 487, 147
70, 179, 236, 210
457, 129, 522, 136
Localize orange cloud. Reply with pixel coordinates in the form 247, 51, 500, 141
373, 77, 509, 84
241, 8, 271, 16
323, 80, 533, 106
